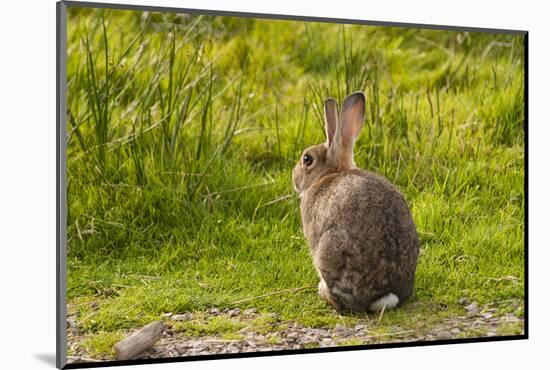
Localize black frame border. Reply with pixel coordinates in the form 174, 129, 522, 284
56, 1, 529, 369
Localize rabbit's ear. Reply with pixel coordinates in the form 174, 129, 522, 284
328, 92, 365, 169
324, 98, 338, 146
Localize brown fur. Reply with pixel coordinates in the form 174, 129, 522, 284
292, 92, 420, 313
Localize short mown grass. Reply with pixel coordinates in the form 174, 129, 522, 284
65, 6, 525, 359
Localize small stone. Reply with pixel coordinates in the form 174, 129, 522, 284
320, 338, 333, 347
335, 324, 354, 337
451, 328, 461, 334
298, 335, 315, 344
342, 328, 355, 337
175, 344, 190, 354
227, 345, 240, 353
161, 312, 173, 318
67, 318, 79, 336
436, 330, 453, 340
227, 308, 241, 317
244, 308, 257, 315
172, 312, 193, 321
458, 297, 469, 305
487, 332, 497, 337
465, 302, 478, 315
209, 308, 221, 315
192, 342, 208, 352
66, 318, 75, 329
482, 312, 493, 319
307, 328, 326, 337
67, 356, 84, 364
287, 331, 300, 339
354, 324, 366, 332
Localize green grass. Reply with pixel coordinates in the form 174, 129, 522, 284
79, 331, 125, 359
66, 7, 525, 359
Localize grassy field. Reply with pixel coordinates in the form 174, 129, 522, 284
65, 7, 525, 360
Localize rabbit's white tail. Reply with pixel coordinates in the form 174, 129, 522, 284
369, 293, 399, 311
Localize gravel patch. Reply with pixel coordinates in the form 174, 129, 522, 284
66, 300, 524, 363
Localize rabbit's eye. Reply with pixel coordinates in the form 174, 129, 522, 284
303, 154, 314, 167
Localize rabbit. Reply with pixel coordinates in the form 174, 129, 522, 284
292, 91, 420, 313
